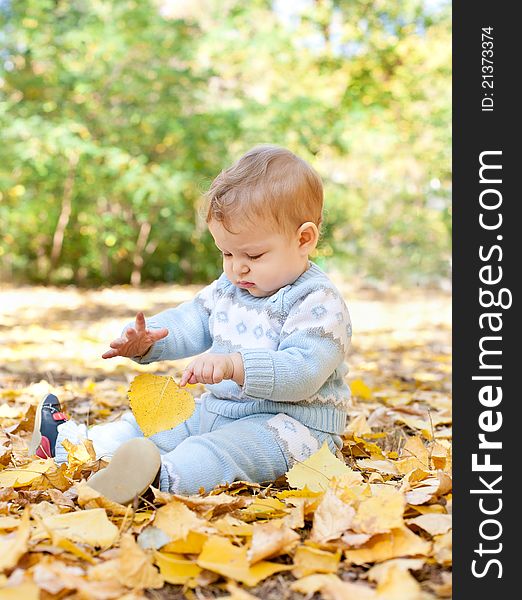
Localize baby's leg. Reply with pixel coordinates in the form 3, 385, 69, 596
54, 412, 144, 464
55, 401, 204, 464
158, 412, 343, 496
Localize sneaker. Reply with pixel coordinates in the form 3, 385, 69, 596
86, 438, 161, 505
28, 393, 69, 458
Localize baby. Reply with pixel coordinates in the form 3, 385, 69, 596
30, 145, 352, 504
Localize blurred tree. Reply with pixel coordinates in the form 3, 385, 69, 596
0, 0, 451, 286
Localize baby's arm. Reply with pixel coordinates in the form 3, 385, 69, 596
239, 288, 352, 402
102, 277, 222, 363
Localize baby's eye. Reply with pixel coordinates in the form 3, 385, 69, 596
247, 253, 264, 260
222, 252, 232, 258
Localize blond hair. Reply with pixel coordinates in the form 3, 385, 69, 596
205, 145, 323, 235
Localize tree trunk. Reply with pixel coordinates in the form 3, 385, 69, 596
50, 153, 79, 271
131, 221, 152, 287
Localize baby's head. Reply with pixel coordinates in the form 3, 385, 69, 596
205, 145, 323, 297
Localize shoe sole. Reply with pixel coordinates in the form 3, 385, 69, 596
86, 438, 161, 505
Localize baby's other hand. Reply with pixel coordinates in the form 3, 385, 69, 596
180, 353, 244, 387
101, 312, 168, 359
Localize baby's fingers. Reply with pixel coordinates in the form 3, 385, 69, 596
109, 337, 125, 349
179, 368, 192, 387
135, 312, 146, 331
148, 327, 169, 341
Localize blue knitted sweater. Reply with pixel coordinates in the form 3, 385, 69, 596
132, 261, 352, 434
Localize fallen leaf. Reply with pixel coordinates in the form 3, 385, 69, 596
116, 533, 164, 589
357, 458, 398, 475
286, 441, 362, 492
42, 507, 119, 549
0, 582, 40, 600
0, 517, 20, 531
154, 499, 212, 541
346, 414, 372, 435
247, 518, 299, 564
345, 527, 431, 565
368, 559, 424, 600
0, 458, 56, 488
291, 545, 342, 578
0, 508, 30, 572
310, 488, 356, 543
352, 486, 405, 534
407, 513, 452, 536
351, 379, 373, 401
154, 551, 202, 585
290, 574, 378, 599
432, 531, 452, 566
196, 535, 292, 586
396, 437, 431, 474
128, 374, 195, 436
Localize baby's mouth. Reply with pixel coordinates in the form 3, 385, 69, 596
237, 281, 255, 288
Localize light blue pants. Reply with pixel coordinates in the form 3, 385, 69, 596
56, 396, 343, 495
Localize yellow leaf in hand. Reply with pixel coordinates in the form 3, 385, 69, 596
128, 374, 195, 436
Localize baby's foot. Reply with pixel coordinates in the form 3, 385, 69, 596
86, 438, 161, 505
29, 393, 69, 458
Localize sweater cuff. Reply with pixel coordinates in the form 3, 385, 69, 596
131, 331, 166, 364
239, 349, 275, 399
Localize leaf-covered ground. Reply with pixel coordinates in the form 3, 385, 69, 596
0, 282, 451, 599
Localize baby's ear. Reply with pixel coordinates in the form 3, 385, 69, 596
298, 222, 319, 253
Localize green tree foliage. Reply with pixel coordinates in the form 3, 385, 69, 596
0, 0, 451, 286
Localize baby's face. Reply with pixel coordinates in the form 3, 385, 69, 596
208, 219, 310, 297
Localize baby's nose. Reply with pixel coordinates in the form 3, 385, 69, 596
234, 261, 250, 275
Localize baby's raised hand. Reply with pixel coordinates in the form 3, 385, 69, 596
102, 312, 168, 359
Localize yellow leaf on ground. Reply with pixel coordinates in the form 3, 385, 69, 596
0, 582, 40, 600
292, 545, 342, 578
353, 486, 405, 534
346, 414, 372, 435
247, 518, 300, 564
128, 373, 195, 436
154, 551, 202, 585
213, 515, 254, 538
357, 459, 398, 475
286, 441, 362, 493
61, 438, 97, 473
351, 379, 373, 401
0, 458, 55, 488
196, 535, 292, 586
311, 488, 356, 543
396, 436, 430, 474
0, 516, 20, 531
223, 582, 261, 599
404, 473, 452, 505
43, 507, 119, 549
290, 574, 378, 599
368, 559, 424, 600
407, 513, 452, 536
162, 530, 209, 553
345, 527, 431, 565
240, 497, 288, 520
0, 508, 30, 572
117, 533, 164, 589
154, 499, 211, 541
432, 531, 452, 566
